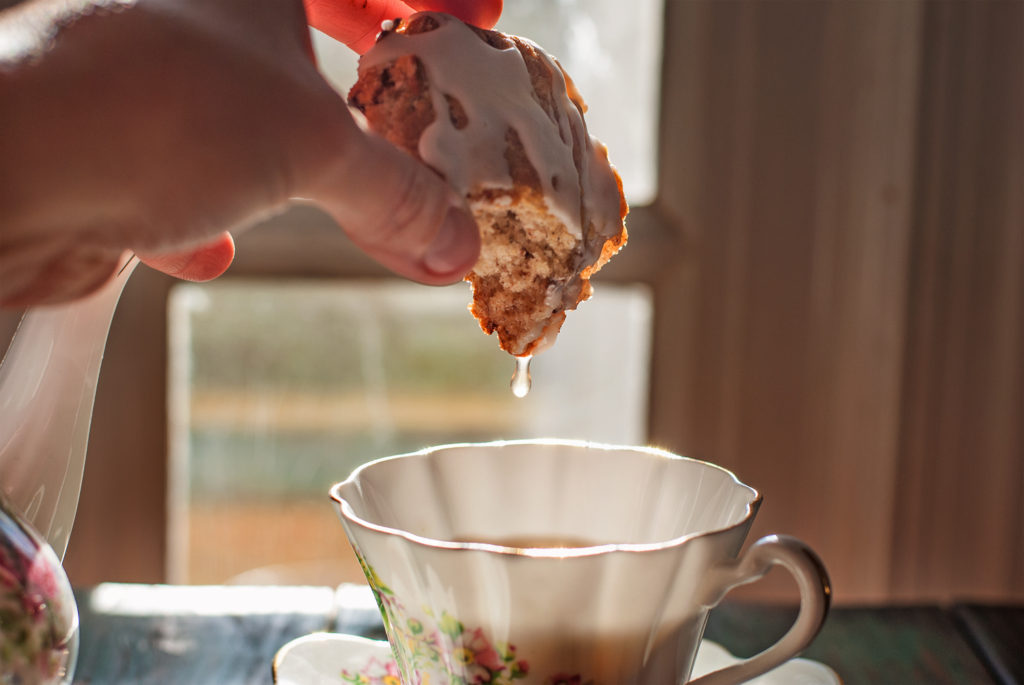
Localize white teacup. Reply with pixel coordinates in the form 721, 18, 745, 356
330, 440, 830, 685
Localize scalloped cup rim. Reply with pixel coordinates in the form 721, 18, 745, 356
329, 438, 762, 558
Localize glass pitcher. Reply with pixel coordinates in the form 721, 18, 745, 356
0, 255, 137, 684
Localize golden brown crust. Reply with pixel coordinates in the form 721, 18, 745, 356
348, 13, 628, 357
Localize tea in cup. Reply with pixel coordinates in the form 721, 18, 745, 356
331, 439, 830, 685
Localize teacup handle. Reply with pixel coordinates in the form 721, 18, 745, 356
689, 535, 831, 685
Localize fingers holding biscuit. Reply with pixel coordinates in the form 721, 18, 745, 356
300, 120, 480, 286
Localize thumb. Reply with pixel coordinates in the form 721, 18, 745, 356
308, 125, 481, 285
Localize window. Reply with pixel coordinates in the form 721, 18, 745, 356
168, 281, 652, 583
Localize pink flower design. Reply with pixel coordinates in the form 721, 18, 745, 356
461, 627, 504, 672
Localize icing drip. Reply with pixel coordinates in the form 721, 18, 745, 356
510, 355, 532, 397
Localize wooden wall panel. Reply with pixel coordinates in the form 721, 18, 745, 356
650, 0, 923, 601
890, 0, 1024, 602
650, 0, 1021, 602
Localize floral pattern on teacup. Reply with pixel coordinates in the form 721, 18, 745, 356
354, 551, 590, 685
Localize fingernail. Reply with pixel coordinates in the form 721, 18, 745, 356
423, 206, 480, 276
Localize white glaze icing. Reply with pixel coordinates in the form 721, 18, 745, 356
359, 12, 623, 246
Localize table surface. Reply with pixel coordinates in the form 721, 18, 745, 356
72, 583, 1023, 685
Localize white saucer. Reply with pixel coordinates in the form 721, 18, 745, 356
273, 632, 841, 684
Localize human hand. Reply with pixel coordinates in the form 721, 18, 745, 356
0, 0, 501, 307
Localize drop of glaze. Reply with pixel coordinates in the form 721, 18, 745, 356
511, 356, 532, 398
